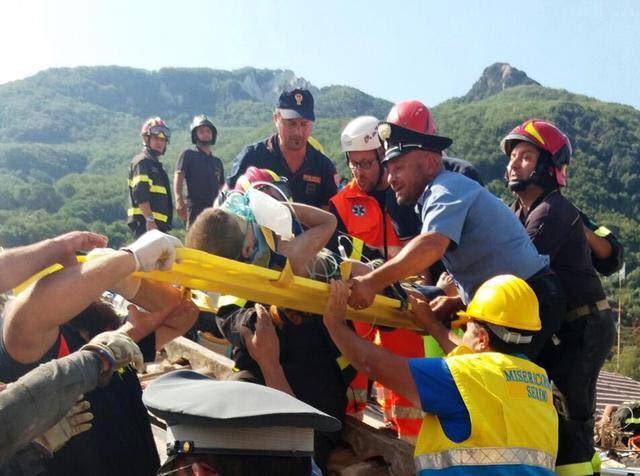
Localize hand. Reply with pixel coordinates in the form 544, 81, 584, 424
81, 330, 144, 382
407, 291, 440, 333
430, 295, 464, 322
51, 231, 109, 267
176, 201, 188, 222
34, 398, 93, 454
347, 276, 375, 310
122, 229, 183, 272
323, 279, 350, 327
242, 304, 280, 367
145, 220, 159, 232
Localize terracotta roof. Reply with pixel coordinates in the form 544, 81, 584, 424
596, 370, 640, 416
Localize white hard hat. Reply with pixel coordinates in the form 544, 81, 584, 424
340, 116, 382, 153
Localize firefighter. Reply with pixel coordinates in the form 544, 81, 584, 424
174, 114, 224, 227
503, 119, 615, 475
127, 117, 173, 238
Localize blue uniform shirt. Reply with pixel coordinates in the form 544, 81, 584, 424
227, 134, 337, 208
417, 170, 548, 303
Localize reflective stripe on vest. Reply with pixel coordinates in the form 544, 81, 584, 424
127, 208, 169, 223
415, 447, 555, 472
350, 237, 364, 261
217, 295, 248, 308
391, 405, 424, 420
129, 174, 168, 194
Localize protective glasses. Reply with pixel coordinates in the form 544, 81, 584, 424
348, 159, 376, 171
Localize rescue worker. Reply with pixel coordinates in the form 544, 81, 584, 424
0, 330, 142, 472
0, 230, 197, 475
348, 100, 566, 361
127, 117, 173, 238
174, 114, 225, 227
185, 173, 347, 472
330, 116, 424, 440
227, 89, 338, 208
323, 275, 558, 475
503, 119, 615, 475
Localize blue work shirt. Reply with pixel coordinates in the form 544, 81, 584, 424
227, 134, 337, 208
417, 170, 548, 303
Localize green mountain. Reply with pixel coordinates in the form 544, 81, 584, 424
0, 63, 637, 323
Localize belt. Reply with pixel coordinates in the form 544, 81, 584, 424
565, 299, 610, 322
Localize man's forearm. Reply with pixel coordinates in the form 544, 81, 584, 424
0, 239, 63, 293
366, 232, 448, 291
7, 252, 136, 337
173, 173, 185, 203
0, 351, 102, 464
324, 319, 419, 407
259, 362, 295, 397
138, 202, 154, 220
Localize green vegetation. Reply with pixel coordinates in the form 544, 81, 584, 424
0, 65, 637, 376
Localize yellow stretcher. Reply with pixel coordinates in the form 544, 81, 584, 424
13, 248, 419, 330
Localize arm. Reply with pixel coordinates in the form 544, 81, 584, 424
5, 231, 183, 363
120, 299, 198, 350
0, 330, 142, 464
0, 231, 108, 293
584, 225, 613, 260
407, 293, 460, 354
4, 251, 137, 363
174, 171, 188, 222
348, 231, 449, 309
277, 203, 337, 276
242, 304, 294, 396
138, 202, 158, 231
0, 350, 102, 464
323, 280, 420, 407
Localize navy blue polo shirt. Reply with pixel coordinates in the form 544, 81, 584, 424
227, 134, 338, 207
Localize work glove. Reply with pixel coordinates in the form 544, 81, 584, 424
81, 331, 144, 385
34, 398, 93, 455
121, 229, 183, 272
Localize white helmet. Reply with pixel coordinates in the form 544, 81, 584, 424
340, 116, 382, 153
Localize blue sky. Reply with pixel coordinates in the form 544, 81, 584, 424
2, 0, 638, 109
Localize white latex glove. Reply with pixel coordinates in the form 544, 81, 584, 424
81, 331, 144, 384
121, 230, 183, 272
34, 398, 93, 455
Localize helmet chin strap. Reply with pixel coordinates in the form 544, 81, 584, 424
508, 178, 532, 192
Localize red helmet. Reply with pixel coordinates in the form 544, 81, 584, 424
379, 100, 452, 163
141, 117, 171, 142
234, 167, 291, 200
386, 100, 436, 135
501, 119, 572, 187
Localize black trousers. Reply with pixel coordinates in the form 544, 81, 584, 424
542, 309, 615, 470
187, 204, 208, 228
129, 221, 169, 239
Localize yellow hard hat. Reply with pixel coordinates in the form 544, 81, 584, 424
455, 275, 541, 331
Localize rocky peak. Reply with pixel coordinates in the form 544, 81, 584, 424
463, 63, 540, 102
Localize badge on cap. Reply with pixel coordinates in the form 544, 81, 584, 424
294, 93, 303, 106
378, 123, 391, 141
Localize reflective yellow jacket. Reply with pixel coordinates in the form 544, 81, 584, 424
414, 346, 558, 475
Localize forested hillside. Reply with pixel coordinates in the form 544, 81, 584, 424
0, 63, 637, 373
